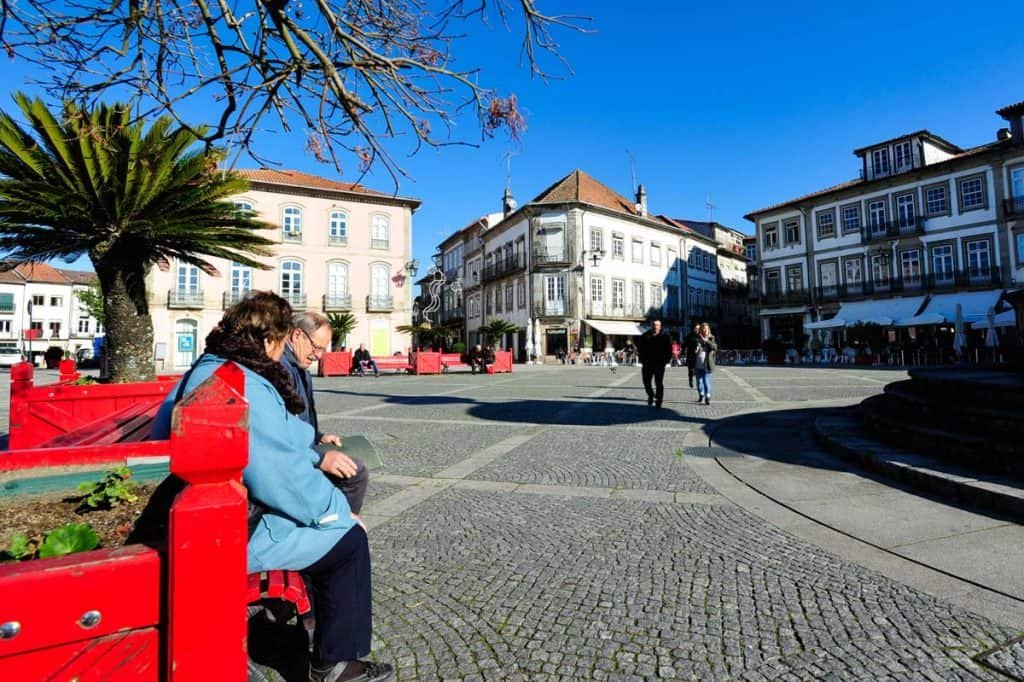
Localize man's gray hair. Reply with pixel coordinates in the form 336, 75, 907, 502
293, 310, 330, 334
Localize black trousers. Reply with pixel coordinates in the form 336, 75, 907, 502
302, 525, 373, 666
642, 363, 666, 405
327, 457, 369, 515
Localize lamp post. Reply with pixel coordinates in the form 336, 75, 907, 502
573, 248, 605, 356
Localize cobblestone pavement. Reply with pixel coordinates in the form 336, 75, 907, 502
5, 363, 1022, 680
313, 364, 1024, 681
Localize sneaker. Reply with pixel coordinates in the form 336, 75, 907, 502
310, 660, 394, 682
704, 396, 710, 405
647, 396, 654, 406
697, 395, 704, 403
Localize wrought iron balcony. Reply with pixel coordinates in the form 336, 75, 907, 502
283, 230, 303, 243
815, 267, 1002, 300
1005, 196, 1024, 217
761, 288, 811, 306
222, 290, 250, 309
861, 217, 925, 243
481, 253, 526, 282
328, 235, 348, 246
323, 294, 352, 311
280, 292, 307, 309
366, 295, 393, 312
370, 238, 390, 250
440, 307, 465, 323
533, 248, 569, 265
586, 301, 646, 319
168, 290, 204, 308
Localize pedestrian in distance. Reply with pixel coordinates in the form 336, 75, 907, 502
352, 343, 379, 377
468, 343, 487, 374
638, 319, 672, 408
284, 311, 369, 518
683, 323, 701, 388
694, 322, 718, 405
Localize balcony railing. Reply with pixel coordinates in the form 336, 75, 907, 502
168, 290, 204, 308
815, 267, 1003, 300
370, 238, 390, 250
440, 307, 465, 323
861, 217, 925, 243
222, 290, 250, 309
280, 292, 307, 309
761, 288, 811, 306
1005, 196, 1024, 217
328, 235, 348, 246
366, 295, 393, 312
481, 253, 526, 282
283, 231, 303, 243
323, 294, 352, 311
533, 248, 569, 265
586, 301, 646, 319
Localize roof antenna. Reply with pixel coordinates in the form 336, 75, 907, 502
626, 149, 638, 192
706, 195, 716, 223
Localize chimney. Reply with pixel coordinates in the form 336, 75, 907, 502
635, 184, 648, 217
997, 127, 1012, 142
502, 187, 517, 216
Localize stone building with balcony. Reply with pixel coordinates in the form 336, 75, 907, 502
146, 169, 420, 369
746, 100, 1024, 348
433, 170, 719, 361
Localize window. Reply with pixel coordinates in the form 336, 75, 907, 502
841, 205, 861, 234
280, 261, 303, 301
611, 279, 625, 309
924, 184, 948, 216
590, 276, 603, 302
931, 245, 954, 284
650, 243, 661, 266
517, 278, 526, 309
957, 175, 986, 211
329, 211, 348, 243
901, 250, 922, 287
371, 215, 390, 248
871, 254, 890, 285
234, 200, 253, 212
176, 263, 200, 300
544, 275, 566, 315
667, 248, 678, 268
631, 239, 644, 263
30, 321, 43, 334
495, 284, 503, 312
1018, 234, 1024, 264
843, 258, 863, 293
370, 263, 390, 300
763, 222, 779, 249
48, 321, 61, 338
871, 148, 890, 177
895, 193, 916, 228
966, 240, 991, 279
50, 296, 63, 307
765, 270, 781, 293
786, 265, 803, 292
485, 289, 492, 315
282, 206, 302, 240
0, 320, 11, 334
32, 294, 44, 306
590, 228, 603, 253
327, 262, 349, 305
611, 233, 624, 259
230, 262, 252, 303
505, 284, 514, 311
650, 284, 663, 312
868, 200, 886, 234
815, 210, 835, 239
894, 141, 913, 171
78, 318, 90, 334
632, 281, 644, 311
783, 219, 800, 245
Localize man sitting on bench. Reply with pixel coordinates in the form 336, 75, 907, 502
352, 344, 379, 377
468, 344, 488, 374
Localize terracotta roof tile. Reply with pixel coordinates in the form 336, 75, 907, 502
0, 268, 24, 284
235, 169, 421, 207
530, 169, 640, 216
57, 269, 98, 285
14, 262, 70, 284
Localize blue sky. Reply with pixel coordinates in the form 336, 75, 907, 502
5, 1, 1023, 272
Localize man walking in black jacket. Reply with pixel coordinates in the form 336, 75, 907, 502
638, 319, 673, 407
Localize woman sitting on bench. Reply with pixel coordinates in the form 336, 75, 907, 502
149, 292, 392, 682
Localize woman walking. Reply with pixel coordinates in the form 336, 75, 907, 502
694, 323, 718, 405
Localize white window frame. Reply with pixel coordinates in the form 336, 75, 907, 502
871, 148, 890, 177
328, 261, 350, 298
931, 245, 954, 282
925, 185, 948, 215
894, 141, 913, 171
958, 176, 985, 212
282, 206, 303, 238
329, 210, 349, 243
966, 240, 991, 278
611, 279, 625, 309
650, 243, 661, 266
896, 193, 916, 227
783, 219, 800, 245
868, 200, 886, 233
590, 228, 603, 253
841, 205, 861, 234
631, 239, 644, 263
280, 260, 304, 297
590, 276, 603, 302
230, 262, 252, 299
371, 215, 390, 248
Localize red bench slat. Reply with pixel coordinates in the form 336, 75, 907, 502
36, 401, 156, 448
247, 570, 311, 616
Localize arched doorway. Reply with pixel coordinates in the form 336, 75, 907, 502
174, 319, 198, 368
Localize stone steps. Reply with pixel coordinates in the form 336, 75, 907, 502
814, 413, 1024, 523
883, 380, 1024, 438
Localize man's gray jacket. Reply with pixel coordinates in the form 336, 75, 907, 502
281, 343, 322, 443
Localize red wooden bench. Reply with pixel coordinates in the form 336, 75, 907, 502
353, 354, 413, 374
440, 352, 471, 372
0, 361, 310, 679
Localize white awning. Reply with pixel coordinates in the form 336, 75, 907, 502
833, 296, 926, 327
586, 319, 648, 336
805, 317, 846, 329
916, 289, 1004, 324
759, 306, 808, 317
972, 310, 1016, 329
894, 313, 944, 327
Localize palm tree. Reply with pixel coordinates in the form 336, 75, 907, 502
478, 319, 519, 346
0, 94, 276, 382
327, 312, 358, 350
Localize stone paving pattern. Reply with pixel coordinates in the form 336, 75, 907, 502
4, 363, 1022, 680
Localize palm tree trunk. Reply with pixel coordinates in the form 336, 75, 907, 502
96, 263, 155, 383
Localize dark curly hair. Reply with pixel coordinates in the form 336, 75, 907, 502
203, 290, 305, 414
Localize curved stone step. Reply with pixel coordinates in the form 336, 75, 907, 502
814, 413, 1024, 523
883, 381, 1024, 437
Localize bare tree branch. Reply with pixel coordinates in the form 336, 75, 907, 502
1, 0, 591, 184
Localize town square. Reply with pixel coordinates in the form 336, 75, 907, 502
0, 0, 1023, 680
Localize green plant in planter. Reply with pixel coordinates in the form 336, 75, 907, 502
6, 533, 35, 560
39, 523, 99, 558
77, 466, 138, 509
327, 312, 358, 349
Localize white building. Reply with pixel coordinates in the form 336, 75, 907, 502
146, 169, 421, 370
747, 100, 1024, 348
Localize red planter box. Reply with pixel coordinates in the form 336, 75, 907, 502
318, 351, 352, 377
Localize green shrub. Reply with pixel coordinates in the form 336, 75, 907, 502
451, 342, 466, 354
38, 523, 99, 558
77, 466, 138, 509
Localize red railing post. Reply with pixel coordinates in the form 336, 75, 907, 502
8, 361, 34, 449
58, 358, 79, 383
166, 362, 249, 681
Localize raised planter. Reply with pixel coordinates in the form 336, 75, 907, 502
317, 351, 352, 377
